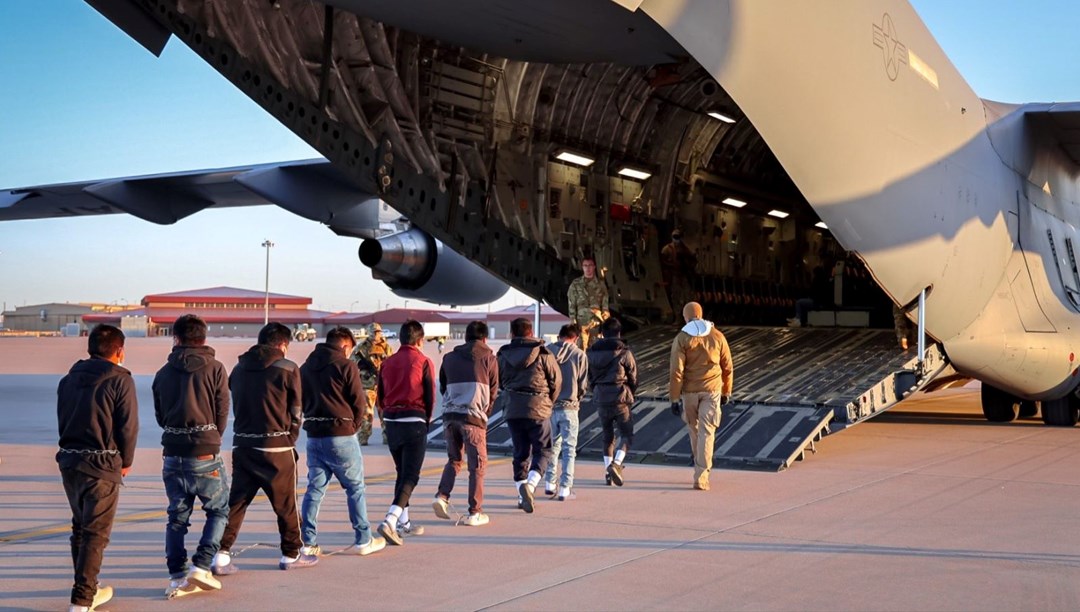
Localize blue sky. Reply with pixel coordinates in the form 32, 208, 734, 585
1, 1, 1078, 312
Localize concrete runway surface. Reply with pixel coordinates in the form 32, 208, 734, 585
2, 337, 1080, 610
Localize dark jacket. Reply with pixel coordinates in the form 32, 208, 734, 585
547, 340, 588, 410
301, 343, 367, 438
229, 344, 302, 449
153, 345, 230, 457
587, 337, 638, 406
496, 337, 562, 421
439, 340, 498, 428
56, 357, 139, 483
377, 344, 436, 423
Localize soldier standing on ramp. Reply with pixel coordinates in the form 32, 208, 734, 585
353, 323, 393, 445
567, 256, 610, 349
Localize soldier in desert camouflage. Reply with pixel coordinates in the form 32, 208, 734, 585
352, 323, 393, 445
567, 257, 610, 349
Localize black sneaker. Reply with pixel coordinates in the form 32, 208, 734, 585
518, 483, 534, 513
605, 472, 613, 486
607, 463, 624, 487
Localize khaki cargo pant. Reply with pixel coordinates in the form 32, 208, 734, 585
356, 389, 387, 445
682, 390, 724, 487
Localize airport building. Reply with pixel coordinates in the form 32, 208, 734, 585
0, 303, 95, 334
81, 287, 335, 338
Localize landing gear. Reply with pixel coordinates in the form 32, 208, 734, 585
1018, 400, 1039, 419
1040, 395, 1079, 427
980, 384, 1018, 422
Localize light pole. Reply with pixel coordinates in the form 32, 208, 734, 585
262, 239, 275, 326
350, 300, 360, 312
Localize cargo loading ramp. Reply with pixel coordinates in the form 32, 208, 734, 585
427, 326, 948, 472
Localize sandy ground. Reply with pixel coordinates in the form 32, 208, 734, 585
3, 339, 1080, 610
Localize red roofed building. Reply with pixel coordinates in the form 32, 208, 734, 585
82, 287, 336, 338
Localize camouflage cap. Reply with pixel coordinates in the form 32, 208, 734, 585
369, 323, 382, 333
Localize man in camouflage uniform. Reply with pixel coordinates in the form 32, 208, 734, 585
352, 323, 394, 445
661, 230, 698, 324
567, 257, 609, 349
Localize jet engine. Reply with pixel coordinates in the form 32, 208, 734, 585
359, 228, 509, 306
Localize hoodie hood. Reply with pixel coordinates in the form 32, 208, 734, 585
167, 345, 217, 373
549, 340, 582, 365
238, 344, 286, 371
588, 337, 628, 369
682, 319, 715, 337
67, 357, 128, 388
452, 340, 493, 362
305, 343, 346, 372
499, 337, 546, 368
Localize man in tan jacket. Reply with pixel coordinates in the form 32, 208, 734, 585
669, 302, 733, 491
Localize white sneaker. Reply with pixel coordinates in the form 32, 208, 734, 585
786, 318, 802, 328
165, 578, 202, 599
463, 512, 489, 526
75, 584, 112, 611
432, 495, 451, 520
185, 566, 221, 590
300, 544, 322, 557
399, 521, 425, 536
343, 536, 386, 556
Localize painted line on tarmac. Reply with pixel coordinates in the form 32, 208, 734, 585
0, 457, 510, 545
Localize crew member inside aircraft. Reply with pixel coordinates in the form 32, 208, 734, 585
661, 230, 698, 324
567, 256, 610, 349
669, 302, 733, 492
352, 323, 393, 445
893, 304, 918, 351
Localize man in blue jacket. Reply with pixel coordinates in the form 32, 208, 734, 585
432, 321, 498, 526
544, 324, 588, 501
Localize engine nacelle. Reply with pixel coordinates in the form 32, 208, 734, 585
359, 228, 509, 306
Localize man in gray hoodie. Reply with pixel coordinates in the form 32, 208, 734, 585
543, 324, 588, 501
496, 318, 561, 513
432, 321, 498, 526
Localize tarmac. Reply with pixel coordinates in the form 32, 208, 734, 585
3, 336, 1080, 610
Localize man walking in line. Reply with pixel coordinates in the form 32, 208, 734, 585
587, 317, 638, 487
57, 324, 138, 612
497, 317, 561, 513
353, 323, 393, 445
152, 315, 230, 598
544, 324, 588, 501
432, 320, 498, 526
669, 302, 734, 491
299, 327, 386, 557
376, 320, 436, 545
213, 323, 317, 574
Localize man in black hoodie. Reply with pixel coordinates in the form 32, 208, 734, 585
57, 324, 138, 612
299, 327, 386, 557
497, 318, 561, 513
587, 317, 638, 487
152, 314, 230, 597
214, 322, 317, 575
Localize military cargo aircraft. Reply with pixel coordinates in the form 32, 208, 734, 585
4, 1, 1079, 463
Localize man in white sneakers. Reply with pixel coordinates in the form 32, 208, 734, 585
433, 321, 498, 526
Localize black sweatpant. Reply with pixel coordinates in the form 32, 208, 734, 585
219, 447, 302, 558
599, 403, 634, 458
507, 417, 553, 482
61, 469, 120, 607
385, 421, 428, 508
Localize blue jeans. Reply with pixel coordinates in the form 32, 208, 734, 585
163, 455, 229, 577
301, 436, 372, 546
545, 409, 579, 490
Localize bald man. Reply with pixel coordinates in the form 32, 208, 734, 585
668, 302, 733, 491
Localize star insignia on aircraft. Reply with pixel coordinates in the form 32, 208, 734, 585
872, 13, 908, 81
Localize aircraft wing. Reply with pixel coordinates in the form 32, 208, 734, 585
0, 158, 402, 238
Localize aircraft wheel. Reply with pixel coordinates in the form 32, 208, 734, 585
980, 384, 1018, 422
1041, 396, 1079, 427
1018, 400, 1039, 419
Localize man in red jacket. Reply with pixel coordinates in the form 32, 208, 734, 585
376, 320, 436, 546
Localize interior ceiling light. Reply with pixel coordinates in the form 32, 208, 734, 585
555, 150, 595, 167
815, 221, 828, 229
708, 111, 736, 123
617, 166, 651, 180
721, 197, 747, 208
767, 209, 790, 219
